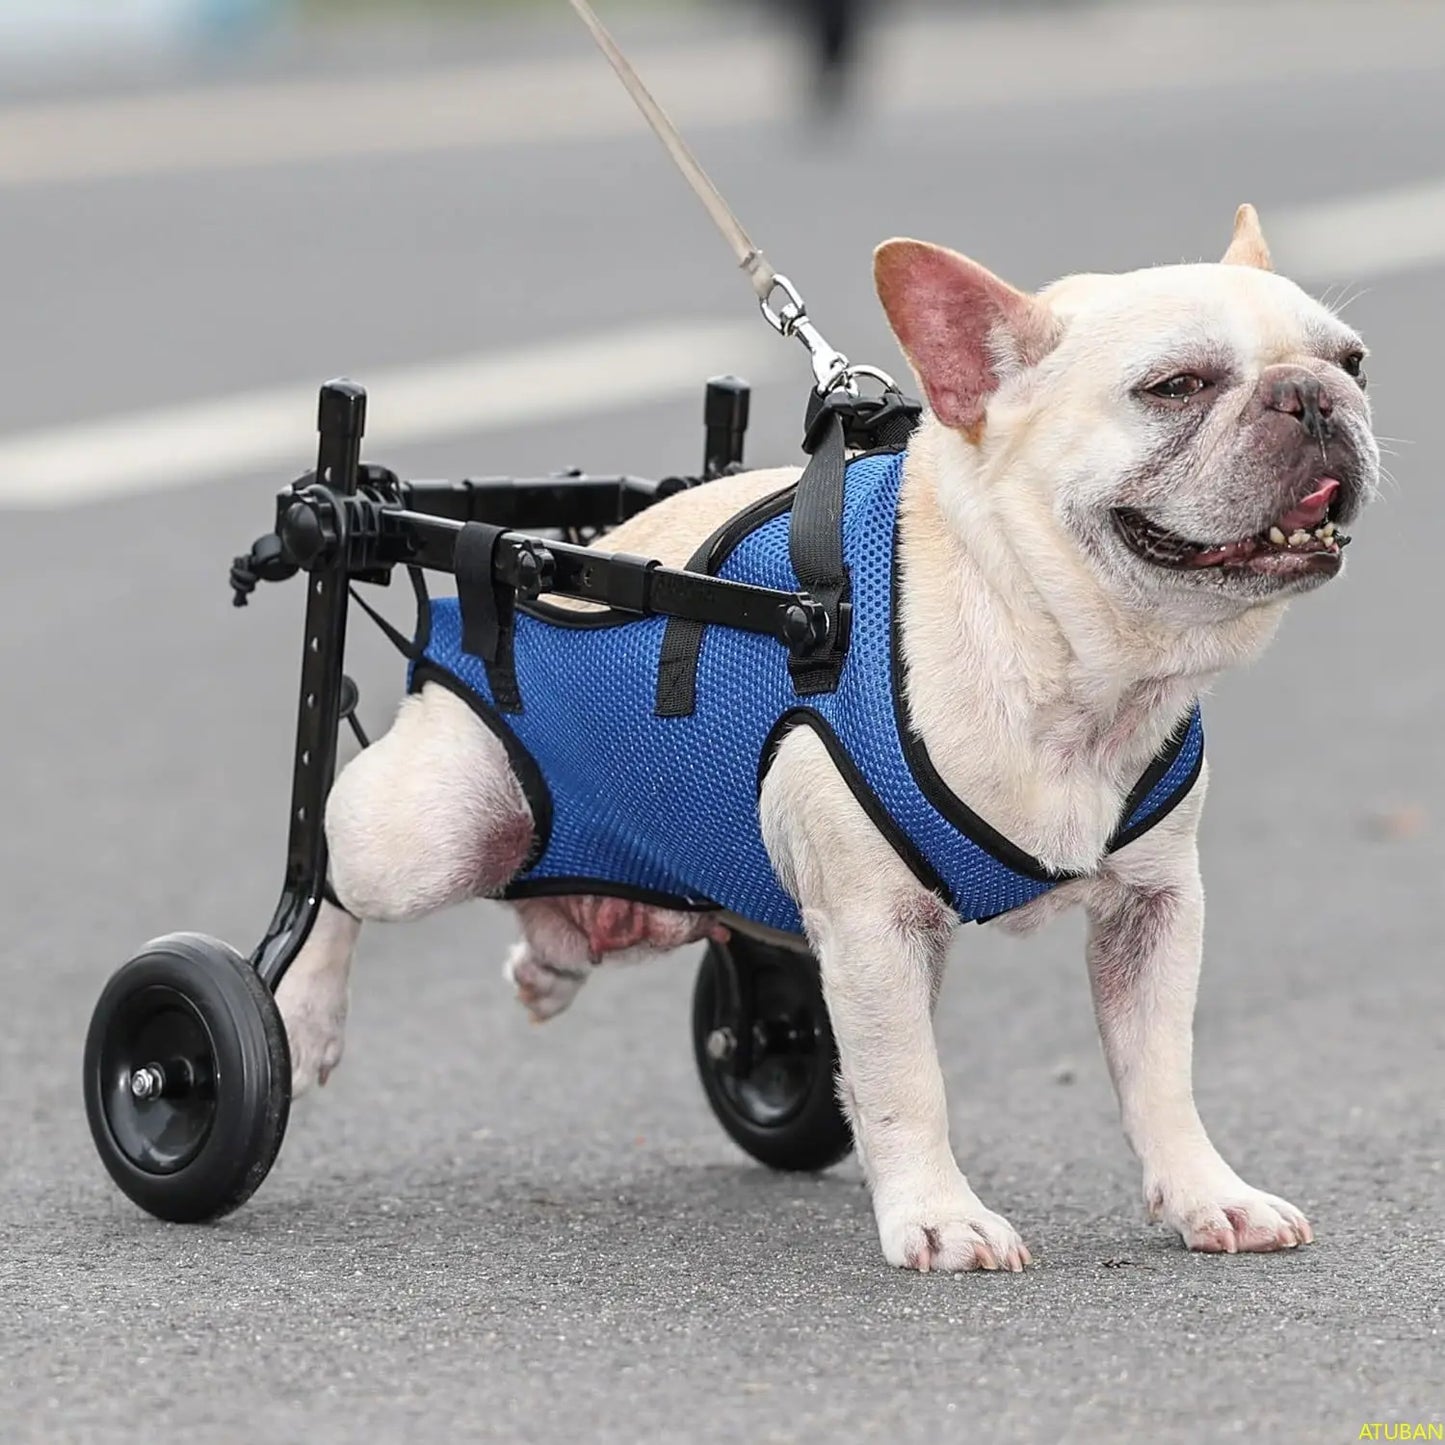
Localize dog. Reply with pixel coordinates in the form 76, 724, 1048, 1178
277, 205, 1378, 1273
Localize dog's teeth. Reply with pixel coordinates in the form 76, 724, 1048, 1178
1288, 529, 1311, 547
1322, 522, 1336, 538
1269, 526, 1287, 546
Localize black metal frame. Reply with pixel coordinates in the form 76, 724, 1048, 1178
240, 375, 817, 991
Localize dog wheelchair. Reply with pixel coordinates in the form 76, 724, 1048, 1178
82, 368, 923, 1223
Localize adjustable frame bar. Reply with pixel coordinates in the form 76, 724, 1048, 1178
274, 488, 831, 656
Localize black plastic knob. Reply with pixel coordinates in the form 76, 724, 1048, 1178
780, 603, 827, 656
279, 501, 332, 567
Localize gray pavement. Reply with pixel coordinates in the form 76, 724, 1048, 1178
1, 5, 1442, 1442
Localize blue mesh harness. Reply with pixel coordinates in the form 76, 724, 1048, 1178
412, 449, 1203, 934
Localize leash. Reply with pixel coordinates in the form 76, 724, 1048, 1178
565, 0, 923, 695
565, 0, 896, 401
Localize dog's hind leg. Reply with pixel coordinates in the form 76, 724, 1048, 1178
506, 897, 726, 1022
278, 682, 534, 1093
326, 684, 534, 922
505, 899, 595, 1022
276, 902, 360, 1097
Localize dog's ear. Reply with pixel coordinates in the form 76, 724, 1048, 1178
874, 239, 1059, 440
1222, 203, 1273, 271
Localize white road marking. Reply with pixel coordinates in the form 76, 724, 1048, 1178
1, 3, 1442, 188
0, 319, 781, 509
1272, 179, 1445, 282
0, 42, 790, 187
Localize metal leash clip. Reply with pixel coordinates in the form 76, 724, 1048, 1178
761, 274, 900, 399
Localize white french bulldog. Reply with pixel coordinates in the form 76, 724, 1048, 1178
278, 206, 1377, 1273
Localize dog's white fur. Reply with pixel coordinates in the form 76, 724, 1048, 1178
280, 209, 1375, 1272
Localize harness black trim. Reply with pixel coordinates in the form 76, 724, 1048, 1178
501, 877, 719, 911
757, 708, 949, 905
1105, 724, 1205, 853
886, 517, 1203, 885
887, 526, 1065, 884
408, 661, 552, 873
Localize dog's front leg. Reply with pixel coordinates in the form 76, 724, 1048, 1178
762, 729, 1030, 1274
1087, 788, 1313, 1253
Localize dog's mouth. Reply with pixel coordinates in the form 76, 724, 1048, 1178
1111, 478, 1350, 579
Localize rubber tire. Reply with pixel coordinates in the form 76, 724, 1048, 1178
692, 938, 853, 1173
83, 933, 291, 1223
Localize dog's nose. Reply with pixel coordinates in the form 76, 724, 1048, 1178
1264, 372, 1334, 441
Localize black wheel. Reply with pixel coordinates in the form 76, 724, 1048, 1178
83, 933, 291, 1223
692, 935, 853, 1172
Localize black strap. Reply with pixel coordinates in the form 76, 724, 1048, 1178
653, 484, 800, 719
456, 522, 522, 713
348, 565, 431, 661
658, 511, 745, 719
655, 617, 707, 718
787, 405, 851, 695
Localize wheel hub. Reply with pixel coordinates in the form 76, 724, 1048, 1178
707, 970, 821, 1130
99, 986, 218, 1175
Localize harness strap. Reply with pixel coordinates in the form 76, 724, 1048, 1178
456, 522, 523, 713
655, 616, 707, 718
786, 404, 850, 695
348, 565, 431, 661
653, 486, 797, 719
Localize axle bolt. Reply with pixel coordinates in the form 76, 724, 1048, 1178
129, 1065, 165, 1101
705, 1027, 737, 1063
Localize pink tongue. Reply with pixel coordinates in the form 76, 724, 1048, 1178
1277, 478, 1339, 533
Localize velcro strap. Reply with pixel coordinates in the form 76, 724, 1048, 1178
456, 523, 506, 662
456, 522, 522, 712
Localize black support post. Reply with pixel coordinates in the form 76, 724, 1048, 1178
703, 375, 750, 480
251, 380, 366, 988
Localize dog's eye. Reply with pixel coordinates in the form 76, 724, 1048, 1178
1341, 350, 1367, 388
1146, 373, 1209, 401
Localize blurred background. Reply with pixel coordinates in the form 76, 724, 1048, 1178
2, 2, 1441, 1443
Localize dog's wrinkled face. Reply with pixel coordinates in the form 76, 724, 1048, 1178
875, 209, 1380, 623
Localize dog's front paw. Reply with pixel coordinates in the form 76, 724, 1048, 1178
1148, 1170, 1313, 1254
876, 1190, 1031, 1274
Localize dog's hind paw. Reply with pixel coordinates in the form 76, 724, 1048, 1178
876, 1192, 1031, 1274
1148, 1173, 1314, 1253
506, 946, 588, 1023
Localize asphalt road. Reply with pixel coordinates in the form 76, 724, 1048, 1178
1, 5, 1442, 1442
